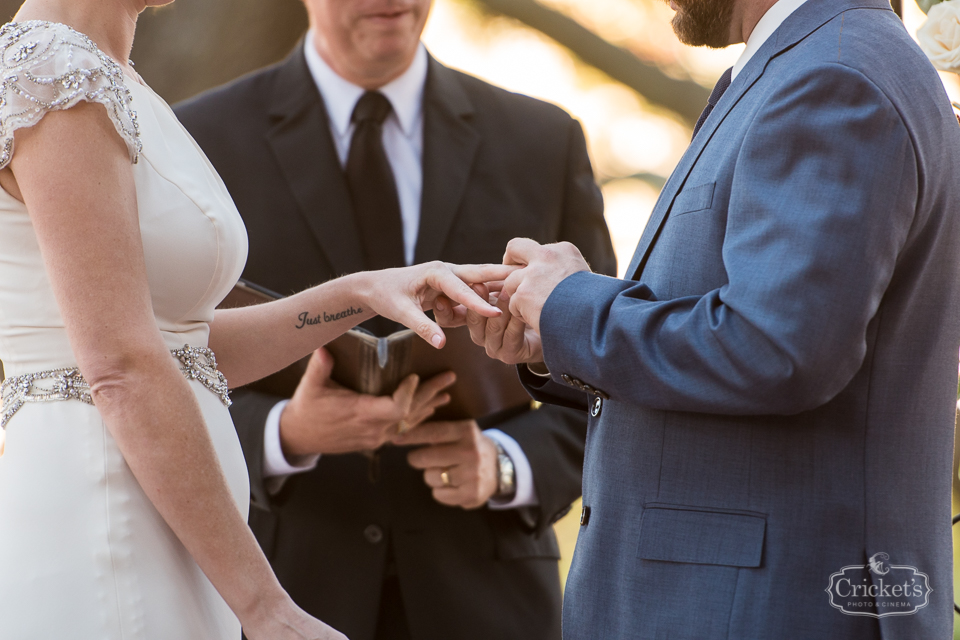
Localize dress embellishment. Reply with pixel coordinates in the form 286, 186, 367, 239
0, 20, 141, 169
0, 345, 231, 429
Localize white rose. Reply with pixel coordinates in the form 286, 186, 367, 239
918, 0, 960, 74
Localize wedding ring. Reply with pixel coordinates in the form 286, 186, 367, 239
397, 419, 411, 435
440, 468, 453, 488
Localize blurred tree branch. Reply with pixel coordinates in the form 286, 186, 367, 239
474, 0, 710, 125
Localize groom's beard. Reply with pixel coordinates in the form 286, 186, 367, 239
669, 0, 736, 48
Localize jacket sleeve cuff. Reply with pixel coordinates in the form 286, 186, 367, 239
261, 400, 320, 494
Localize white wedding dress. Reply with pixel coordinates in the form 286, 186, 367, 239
0, 21, 250, 639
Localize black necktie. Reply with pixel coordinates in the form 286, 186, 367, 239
346, 91, 405, 339
346, 91, 406, 272
692, 67, 733, 140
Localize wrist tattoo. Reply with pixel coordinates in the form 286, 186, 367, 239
295, 306, 363, 329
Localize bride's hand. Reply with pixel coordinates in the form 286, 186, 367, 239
357, 261, 517, 348
243, 599, 349, 640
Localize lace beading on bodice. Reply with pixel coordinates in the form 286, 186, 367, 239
0, 20, 141, 168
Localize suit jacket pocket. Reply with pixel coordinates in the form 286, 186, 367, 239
637, 504, 765, 567
671, 182, 716, 217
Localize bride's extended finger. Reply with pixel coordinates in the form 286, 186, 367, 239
448, 263, 519, 285
391, 297, 449, 348
430, 267, 502, 318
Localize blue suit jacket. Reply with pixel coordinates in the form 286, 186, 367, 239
523, 0, 960, 638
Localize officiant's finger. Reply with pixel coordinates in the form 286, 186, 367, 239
403, 395, 449, 430
430, 487, 462, 506
391, 373, 420, 417
422, 466, 461, 489
503, 237, 543, 266
411, 371, 456, 409
394, 420, 464, 448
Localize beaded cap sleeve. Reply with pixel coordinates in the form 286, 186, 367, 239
0, 20, 141, 169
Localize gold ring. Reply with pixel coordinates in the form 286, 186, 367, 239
440, 468, 452, 488
397, 419, 411, 435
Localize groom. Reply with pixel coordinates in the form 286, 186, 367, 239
458, 0, 960, 637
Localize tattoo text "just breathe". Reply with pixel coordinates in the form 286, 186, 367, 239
295, 307, 363, 329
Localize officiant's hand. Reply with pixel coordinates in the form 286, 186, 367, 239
279, 347, 456, 457
396, 420, 500, 510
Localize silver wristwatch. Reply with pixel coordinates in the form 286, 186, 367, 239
494, 441, 516, 500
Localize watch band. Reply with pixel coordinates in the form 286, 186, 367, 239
493, 441, 516, 500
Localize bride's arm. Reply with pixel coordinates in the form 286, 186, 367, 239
208, 262, 510, 388
8, 103, 340, 639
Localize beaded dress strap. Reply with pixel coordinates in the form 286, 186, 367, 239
0, 20, 142, 169
0, 345, 230, 429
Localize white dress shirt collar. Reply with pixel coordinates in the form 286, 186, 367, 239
303, 30, 428, 138
732, 0, 809, 80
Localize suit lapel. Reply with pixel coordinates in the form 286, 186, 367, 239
265, 42, 367, 277
414, 58, 481, 264
625, 0, 892, 280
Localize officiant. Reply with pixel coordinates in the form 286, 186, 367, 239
176, 0, 615, 638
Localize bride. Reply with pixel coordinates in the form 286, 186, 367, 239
0, 0, 509, 638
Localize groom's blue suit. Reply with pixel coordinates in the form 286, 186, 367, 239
522, 0, 960, 638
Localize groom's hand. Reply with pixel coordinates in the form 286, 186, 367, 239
501, 238, 591, 335
279, 348, 455, 457
464, 287, 544, 365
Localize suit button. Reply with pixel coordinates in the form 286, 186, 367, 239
580, 506, 591, 527
561, 374, 573, 385
364, 525, 384, 544
591, 396, 603, 417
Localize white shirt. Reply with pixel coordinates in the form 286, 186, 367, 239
261, 34, 538, 510
304, 34, 425, 266
732, 0, 809, 81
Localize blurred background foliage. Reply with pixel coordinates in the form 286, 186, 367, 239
1, 0, 959, 618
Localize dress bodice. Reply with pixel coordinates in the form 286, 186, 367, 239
0, 21, 248, 378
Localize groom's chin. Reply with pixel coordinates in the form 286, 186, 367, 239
668, 0, 737, 49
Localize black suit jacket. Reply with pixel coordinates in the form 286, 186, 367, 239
176, 43, 615, 640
